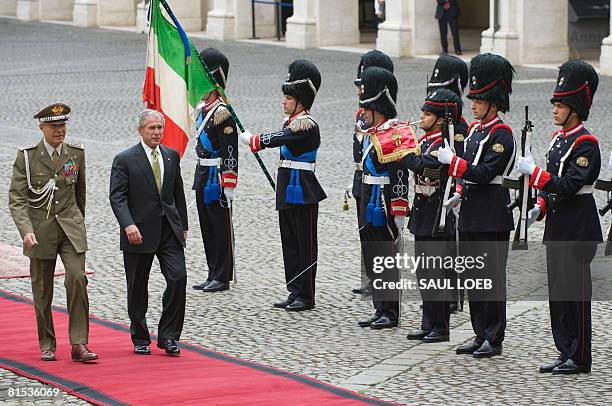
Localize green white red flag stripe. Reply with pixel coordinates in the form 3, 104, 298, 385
143, 0, 215, 157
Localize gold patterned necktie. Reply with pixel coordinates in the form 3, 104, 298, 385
152, 149, 161, 192
52, 149, 60, 171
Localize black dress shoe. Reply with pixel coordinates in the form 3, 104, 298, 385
406, 329, 429, 340
552, 359, 591, 375
539, 358, 564, 373
201, 280, 229, 292
273, 298, 294, 309
423, 331, 450, 343
456, 340, 482, 354
473, 340, 502, 358
370, 315, 398, 329
192, 281, 211, 290
358, 312, 382, 327
157, 339, 180, 356
134, 345, 151, 355
455, 50, 463, 56
285, 300, 314, 312
352, 282, 373, 296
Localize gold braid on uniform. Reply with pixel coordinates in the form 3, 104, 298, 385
288, 116, 316, 132
213, 105, 231, 126
23, 149, 56, 218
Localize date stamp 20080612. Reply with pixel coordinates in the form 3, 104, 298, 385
2, 385, 63, 400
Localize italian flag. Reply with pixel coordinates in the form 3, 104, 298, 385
143, 0, 215, 157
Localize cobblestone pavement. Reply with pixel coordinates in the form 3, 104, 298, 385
1, 17, 611, 405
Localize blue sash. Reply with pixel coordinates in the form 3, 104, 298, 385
197, 111, 221, 204
362, 138, 387, 227
280, 145, 317, 205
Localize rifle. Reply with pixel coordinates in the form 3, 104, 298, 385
595, 177, 612, 256
503, 106, 534, 250
434, 102, 455, 235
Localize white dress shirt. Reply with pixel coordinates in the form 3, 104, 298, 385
141, 140, 165, 189
43, 138, 62, 159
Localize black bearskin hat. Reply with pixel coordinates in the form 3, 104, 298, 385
467, 53, 515, 113
422, 88, 463, 123
550, 59, 598, 121
282, 60, 321, 110
359, 66, 398, 119
427, 55, 468, 96
199, 48, 230, 89
354, 50, 394, 86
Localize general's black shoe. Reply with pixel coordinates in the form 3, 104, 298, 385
201, 280, 229, 292
552, 359, 591, 375
285, 300, 314, 312
358, 312, 382, 327
134, 345, 151, 355
406, 330, 429, 340
456, 340, 482, 354
473, 340, 502, 358
273, 298, 294, 309
157, 339, 180, 356
369, 315, 398, 329
192, 281, 211, 290
423, 331, 450, 343
539, 358, 563, 373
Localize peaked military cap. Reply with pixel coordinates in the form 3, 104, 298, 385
282, 60, 321, 110
427, 55, 468, 96
422, 88, 463, 123
467, 53, 515, 113
359, 66, 398, 119
550, 59, 598, 121
199, 48, 230, 89
34, 103, 71, 123
354, 50, 394, 86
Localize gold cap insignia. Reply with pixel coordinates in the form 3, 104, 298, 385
492, 143, 504, 153
224, 126, 234, 135
52, 105, 65, 116
576, 156, 589, 167
454, 134, 465, 142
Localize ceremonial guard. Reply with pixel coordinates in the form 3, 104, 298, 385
518, 60, 601, 374
400, 89, 463, 343
356, 66, 418, 329
240, 60, 326, 311
191, 48, 238, 293
8, 104, 98, 362
437, 53, 516, 357
351, 50, 395, 296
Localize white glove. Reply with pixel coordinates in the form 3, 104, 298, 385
446, 192, 462, 209
527, 206, 541, 228
239, 130, 252, 146
224, 187, 234, 203
436, 139, 455, 165
394, 216, 406, 231
517, 155, 536, 176
345, 183, 353, 199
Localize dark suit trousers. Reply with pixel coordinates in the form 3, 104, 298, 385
460, 231, 509, 346
546, 245, 593, 366
279, 204, 318, 305
355, 196, 372, 283
438, 16, 461, 53
195, 191, 233, 282
123, 217, 187, 345
363, 225, 400, 318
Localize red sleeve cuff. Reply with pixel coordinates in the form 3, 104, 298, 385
536, 196, 547, 220
390, 198, 409, 217
529, 167, 551, 190
448, 156, 467, 178
455, 184, 464, 196
250, 135, 262, 153
221, 171, 238, 188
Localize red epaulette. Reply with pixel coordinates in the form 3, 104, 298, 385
551, 129, 560, 140
573, 134, 598, 149
468, 121, 479, 134
355, 107, 364, 121
489, 123, 513, 136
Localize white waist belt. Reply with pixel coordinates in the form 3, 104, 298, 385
576, 184, 594, 195
279, 160, 316, 172
355, 162, 363, 171
415, 185, 436, 196
198, 158, 222, 167
363, 174, 390, 185
465, 175, 503, 185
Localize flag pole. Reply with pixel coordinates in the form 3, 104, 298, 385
158, 0, 276, 191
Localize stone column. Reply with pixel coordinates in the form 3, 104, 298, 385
480, 0, 496, 53
206, 0, 235, 40
171, 0, 203, 31
39, 0, 73, 21
518, 0, 567, 64
0, 0, 18, 15
488, 0, 519, 62
376, 0, 411, 57
74, 0, 98, 27
285, 0, 317, 48
17, 0, 38, 20
600, 0, 612, 75
97, 0, 136, 26
410, 0, 441, 55
317, 0, 359, 47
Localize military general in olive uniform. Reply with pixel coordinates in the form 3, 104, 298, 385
8, 103, 98, 362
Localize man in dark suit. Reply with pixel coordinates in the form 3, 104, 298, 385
435, 0, 462, 55
109, 109, 188, 356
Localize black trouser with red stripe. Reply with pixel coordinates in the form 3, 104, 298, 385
279, 204, 318, 305
196, 192, 233, 283
546, 244, 594, 367
460, 231, 509, 346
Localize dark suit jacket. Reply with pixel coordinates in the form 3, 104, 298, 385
109, 143, 188, 253
435, 0, 460, 20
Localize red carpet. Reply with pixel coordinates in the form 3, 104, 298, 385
0, 290, 393, 406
